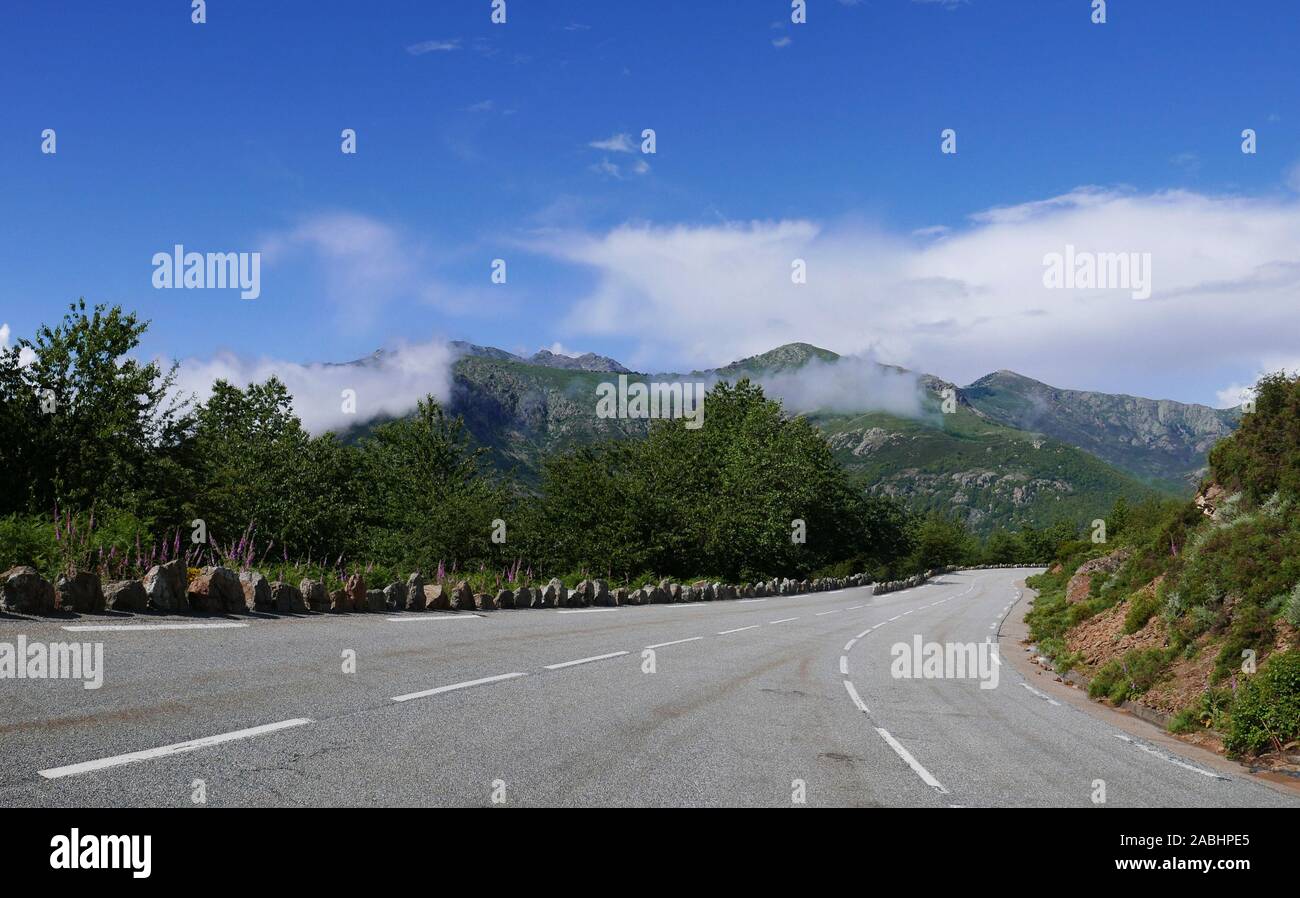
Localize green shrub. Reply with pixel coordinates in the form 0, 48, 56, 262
1088, 647, 1172, 704
1224, 650, 1300, 756
1212, 602, 1275, 683
1123, 587, 1162, 634
1284, 583, 1300, 629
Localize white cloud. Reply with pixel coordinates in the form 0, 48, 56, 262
0, 323, 9, 348
771, 36, 792, 48
171, 337, 456, 435
406, 39, 460, 55
589, 133, 635, 153
1285, 160, 1300, 193
527, 189, 1300, 405
260, 212, 418, 327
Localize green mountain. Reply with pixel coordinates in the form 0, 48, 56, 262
341, 341, 1230, 534
961, 370, 1238, 492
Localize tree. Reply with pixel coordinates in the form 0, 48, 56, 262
0, 300, 192, 519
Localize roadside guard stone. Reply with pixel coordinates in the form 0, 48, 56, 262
240, 571, 273, 612
188, 566, 245, 613
1, 566, 58, 614
143, 559, 187, 611
300, 579, 329, 612
104, 579, 148, 612
57, 570, 105, 613
406, 573, 426, 611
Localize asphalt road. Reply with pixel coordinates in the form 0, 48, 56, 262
2, 567, 1296, 807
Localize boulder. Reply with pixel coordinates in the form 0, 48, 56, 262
300, 579, 330, 612
1, 566, 57, 614
496, 588, 515, 610
451, 581, 476, 611
57, 570, 105, 613
143, 559, 188, 612
515, 586, 533, 609
475, 592, 497, 611
572, 579, 594, 608
345, 574, 367, 612
668, 583, 683, 602
366, 589, 387, 613
383, 581, 408, 611
614, 586, 630, 606
271, 581, 304, 613
540, 579, 564, 608
329, 589, 349, 612
104, 579, 147, 612
425, 583, 450, 610
188, 566, 245, 613
239, 571, 273, 612
593, 579, 615, 607
406, 573, 426, 611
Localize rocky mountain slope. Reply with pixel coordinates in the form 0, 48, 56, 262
340, 341, 1233, 535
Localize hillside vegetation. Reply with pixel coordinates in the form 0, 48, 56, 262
1026, 372, 1300, 759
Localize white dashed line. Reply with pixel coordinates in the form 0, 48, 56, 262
644, 636, 703, 649
816, 609, 842, 616
392, 672, 527, 702
844, 638, 857, 652
384, 614, 481, 622
736, 599, 767, 604
839, 655, 849, 675
769, 617, 798, 625
876, 727, 949, 795
38, 718, 313, 779
717, 625, 760, 635
61, 622, 249, 632
556, 608, 610, 614
846, 605, 863, 610
843, 680, 869, 713
1112, 734, 1228, 780
544, 652, 629, 670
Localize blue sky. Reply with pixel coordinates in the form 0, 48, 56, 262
3, 0, 1300, 411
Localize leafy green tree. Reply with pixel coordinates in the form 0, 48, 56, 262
0, 300, 192, 519
191, 377, 361, 565
358, 397, 512, 576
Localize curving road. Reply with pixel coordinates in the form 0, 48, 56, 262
1, 568, 1296, 807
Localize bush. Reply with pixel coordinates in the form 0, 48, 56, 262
1123, 586, 1163, 634
1224, 650, 1300, 757
1088, 647, 1172, 704
1284, 583, 1300, 629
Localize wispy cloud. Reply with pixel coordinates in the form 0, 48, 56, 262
526, 188, 1300, 404
406, 39, 461, 55
589, 133, 635, 153
771, 36, 793, 49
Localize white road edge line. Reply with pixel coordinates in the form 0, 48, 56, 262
384, 614, 481, 622
736, 599, 767, 604
544, 651, 629, 670
392, 672, 527, 702
556, 608, 609, 614
61, 622, 249, 632
38, 718, 313, 779
717, 625, 759, 635
843, 679, 869, 713
1112, 734, 1228, 780
1019, 682, 1061, 706
645, 636, 703, 649
875, 727, 950, 795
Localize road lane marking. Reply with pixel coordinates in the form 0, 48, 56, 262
844, 638, 858, 652
843, 680, 869, 713
645, 636, 703, 649
38, 718, 312, 779
875, 727, 949, 795
1019, 683, 1061, 706
769, 617, 798, 625
839, 656, 849, 674
392, 672, 527, 702
384, 614, 481, 622
717, 625, 759, 635
816, 609, 842, 616
556, 608, 609, 614
1112, 734, 1228, 780
61, 622, 249, 632
736, 599, 767, 604
544, 651, 629, 670
846, 605, 863, 610
889, 615, 901, 622
855, 628, 872, 639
